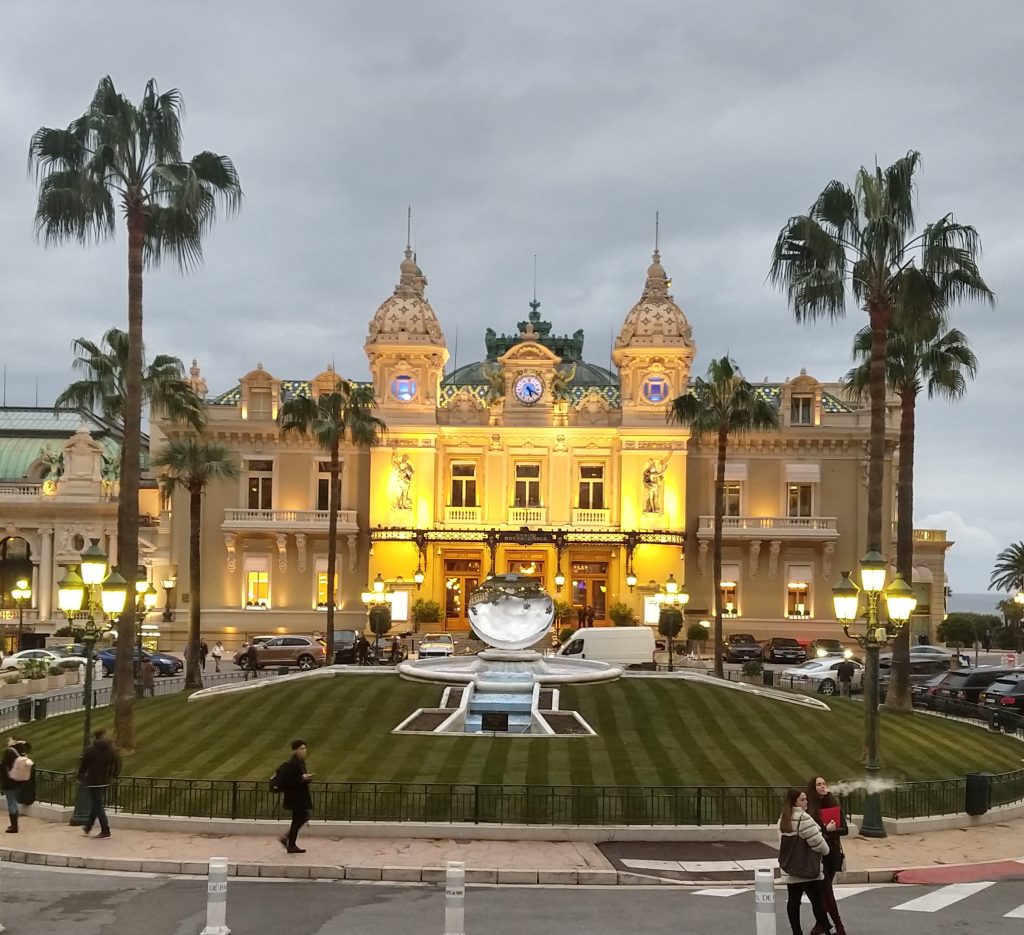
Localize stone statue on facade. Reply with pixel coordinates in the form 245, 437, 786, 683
642, 456, 670, 514
392, 453, 414, 511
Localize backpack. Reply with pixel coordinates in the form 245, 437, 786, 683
268, 760, 290, 794
9, 755, 32, 783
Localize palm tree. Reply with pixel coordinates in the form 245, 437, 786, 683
991, 543, 1024, 594
152, 437, 238, 690
281, 379, 386, 660
769, 151, 991, 559
668, 357, 779, 678
30, 76, 241, 751
846, 320, 977, 711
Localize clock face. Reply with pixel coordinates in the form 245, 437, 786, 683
513, 374, 544, 405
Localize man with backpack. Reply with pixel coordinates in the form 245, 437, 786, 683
78, 729, 121, 838
1, 739, 32, 834
271, 739, 314, 854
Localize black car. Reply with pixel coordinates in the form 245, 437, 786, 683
331, 629, 362, 664
931, 666, 1018, 712
911, 671, 953, 709
723, 633, 762, 663
980, 673, 1024, 711
96, 647, 183, 677
878, 657, 951, 701
763, 637, 806, 664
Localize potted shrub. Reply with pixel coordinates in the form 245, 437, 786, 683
58, 659, 81, 685
22, 659, 47, 690
1, 673, 23, 699
687, 621, 708, 658
741, 659, 764, 684
411, 598, 442, 630
608, 601, 637, 627
551, 600, 576, 647
46, 665, 64, 690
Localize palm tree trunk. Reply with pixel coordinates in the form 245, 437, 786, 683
185, 485, 203, 690
114, 208, 144, 753
713, 426, 728, 678
866, 303, 890, 553
885, 390, 917, 712
325, 439, 340, 664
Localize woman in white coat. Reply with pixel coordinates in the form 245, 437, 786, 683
778, 788, 832, 935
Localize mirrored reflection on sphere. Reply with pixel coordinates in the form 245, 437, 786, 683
467, 574, 554, 650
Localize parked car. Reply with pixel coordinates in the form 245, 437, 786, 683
912, 671, 954, 709
762, 637, 806, 664
1, 648, 90, 672
807, 639, 851, 659
417, 633, 456, 659
331, 629, 362, 664
931, 666, 1018, 711
882, 645, 970, 667
96, 647, 183, 677
723, 633, 762, 663
780, 657, 863, 695
980, 673, 1024, 711
878, 657, 951, 701
240, 635, 327, 670
232, 636, 275, 669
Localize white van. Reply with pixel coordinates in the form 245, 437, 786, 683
556, 626, 656, 668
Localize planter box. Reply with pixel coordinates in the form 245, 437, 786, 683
62, 670, 79, 686
27, 679, 47, 694
45, 675, 62, 691
0, 683, 23, 699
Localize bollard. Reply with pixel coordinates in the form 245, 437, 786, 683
200, 857, 230, 935
444, 860, 466, 935
0, 854, 6, 935
753, 866, 776, 935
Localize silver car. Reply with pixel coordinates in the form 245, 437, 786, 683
780, 657, 864, 695
417, 634, 455, 659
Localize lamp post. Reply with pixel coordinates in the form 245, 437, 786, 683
57, 541, 127, 826
655, 574, 690, 672
832, 551, 917, 839
361, 573, 394, 659
11, 577, 32, 653
161, 575, 177, 623
133, 578, 157, 690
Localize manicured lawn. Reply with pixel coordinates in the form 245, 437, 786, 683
11, 676, 1023, 786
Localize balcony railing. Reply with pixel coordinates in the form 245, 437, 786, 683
697, 515, 839, 539
222, 508, 358, 531
572, 508, 611, 526
508, 506, 547, 526
0, 483, 42, 499
890, 524, 948, 542
444, 506, 482, 524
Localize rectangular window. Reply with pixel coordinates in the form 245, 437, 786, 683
248, 389, 272, 420
316, 461, 340, 512
577, 464, 605, 510
314, 557, 337, 609
791, 395, 813, 425
720, 562, 740, 616
787, 483, 813, 517
247, 460, 273, 510
243, 556, 270, 609
786, 564, 813, 618
450, 463, 478, 508
514, 463, 541, 508
723, 483, 741, 517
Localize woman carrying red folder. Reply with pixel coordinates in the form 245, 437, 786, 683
805, 776, 848, 935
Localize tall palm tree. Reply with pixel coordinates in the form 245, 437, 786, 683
152, 437, 238, 690
991, 543, 1024, 594
846, 320, 977, 710
281, 379, 386, 660
668, 357, 779, 678
30, 76, 241, 751
769, 151, 991, 559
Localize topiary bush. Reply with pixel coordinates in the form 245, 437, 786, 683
608, 601, 637, 627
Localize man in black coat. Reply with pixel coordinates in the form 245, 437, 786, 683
278, 739, 313, 854
78, 729, 121, 838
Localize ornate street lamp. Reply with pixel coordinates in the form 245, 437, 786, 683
832, 552, 916, 839
134, 578, 158, 687
11, 577, 32, 653
362, 573, 394, 659
57, 542, 127, 826
161, 575, 177, 623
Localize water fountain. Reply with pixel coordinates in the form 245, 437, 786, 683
395, 574, 620, 735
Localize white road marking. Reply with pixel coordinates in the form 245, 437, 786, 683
892, 881, 996, 912
831, 885, 875, 900
1004, 901, 1024, 919
691, 887, 753, 897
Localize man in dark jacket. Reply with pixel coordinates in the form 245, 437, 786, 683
78, 729, 121, 838
278, 739, 313, 854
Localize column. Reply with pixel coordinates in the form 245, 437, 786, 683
39, 528, 53, 622
107, 530, 118, 568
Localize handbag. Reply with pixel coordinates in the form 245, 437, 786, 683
779, 832, 821, 879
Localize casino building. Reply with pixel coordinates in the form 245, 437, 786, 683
145, 241, 950, 651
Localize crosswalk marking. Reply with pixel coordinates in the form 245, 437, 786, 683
692, 887, 752, 897
1003, 902, 1024, 919
892, 881, 996, 913
831, 886, 875, 901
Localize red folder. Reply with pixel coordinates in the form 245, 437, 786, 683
820, 805, 841, 828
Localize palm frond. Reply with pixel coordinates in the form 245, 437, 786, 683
990, 542, 1024, 593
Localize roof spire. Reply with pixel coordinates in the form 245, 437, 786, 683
397, 208, 426, 297
654, 211, 660, 254
406, 205, 412, 252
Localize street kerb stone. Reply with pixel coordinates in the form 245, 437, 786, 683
538, 869, 579, 885
345, 865, 384, 881
497, 869, 539, 884
380, 865, 423, 882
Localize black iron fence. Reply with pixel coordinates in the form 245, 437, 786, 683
26, 768, 1024, 825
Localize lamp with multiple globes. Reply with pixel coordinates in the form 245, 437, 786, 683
56, 540, 128, 827
655, 574, 690, 672
133, 578, 158, 684
831, 550, 917, 839
11, 577, 32, 653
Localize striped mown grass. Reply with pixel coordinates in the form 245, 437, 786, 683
9, 676, 1023, 786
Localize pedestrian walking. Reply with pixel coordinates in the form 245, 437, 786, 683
356, 634, 371, 666
78, 729, 121, 838
199, 639, 209, 671
1, 739, 32, 834
576, 606, 586, 627
585, 605, 595, 626
141, 657, 156, 697
777, 787, 831, 935
245, 641, 259, 680
805, 776, 848, 935
835, 658, 855, 699
212, 640, 224, 673
276, 739, 313, 854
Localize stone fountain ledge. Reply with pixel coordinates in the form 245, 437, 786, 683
186, 665, 393, 702
623, 669, 831, 711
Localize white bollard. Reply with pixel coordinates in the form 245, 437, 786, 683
200, 857, 230, 935
444, 860, 466, 935
754, 866, 776, 935
0, 854, 6, 935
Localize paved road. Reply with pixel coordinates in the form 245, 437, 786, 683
5, 866, 1024, 934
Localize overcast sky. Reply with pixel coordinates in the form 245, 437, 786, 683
1, 2, 1020, 594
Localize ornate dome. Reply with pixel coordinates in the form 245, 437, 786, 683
366, 247, 446, 347
614, 250, 694, 351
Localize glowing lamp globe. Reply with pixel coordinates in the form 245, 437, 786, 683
467, 574, 555, 651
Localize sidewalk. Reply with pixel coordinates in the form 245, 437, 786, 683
2, 812, 1024, 885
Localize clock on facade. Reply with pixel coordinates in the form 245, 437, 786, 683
512, 373, 544, 405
